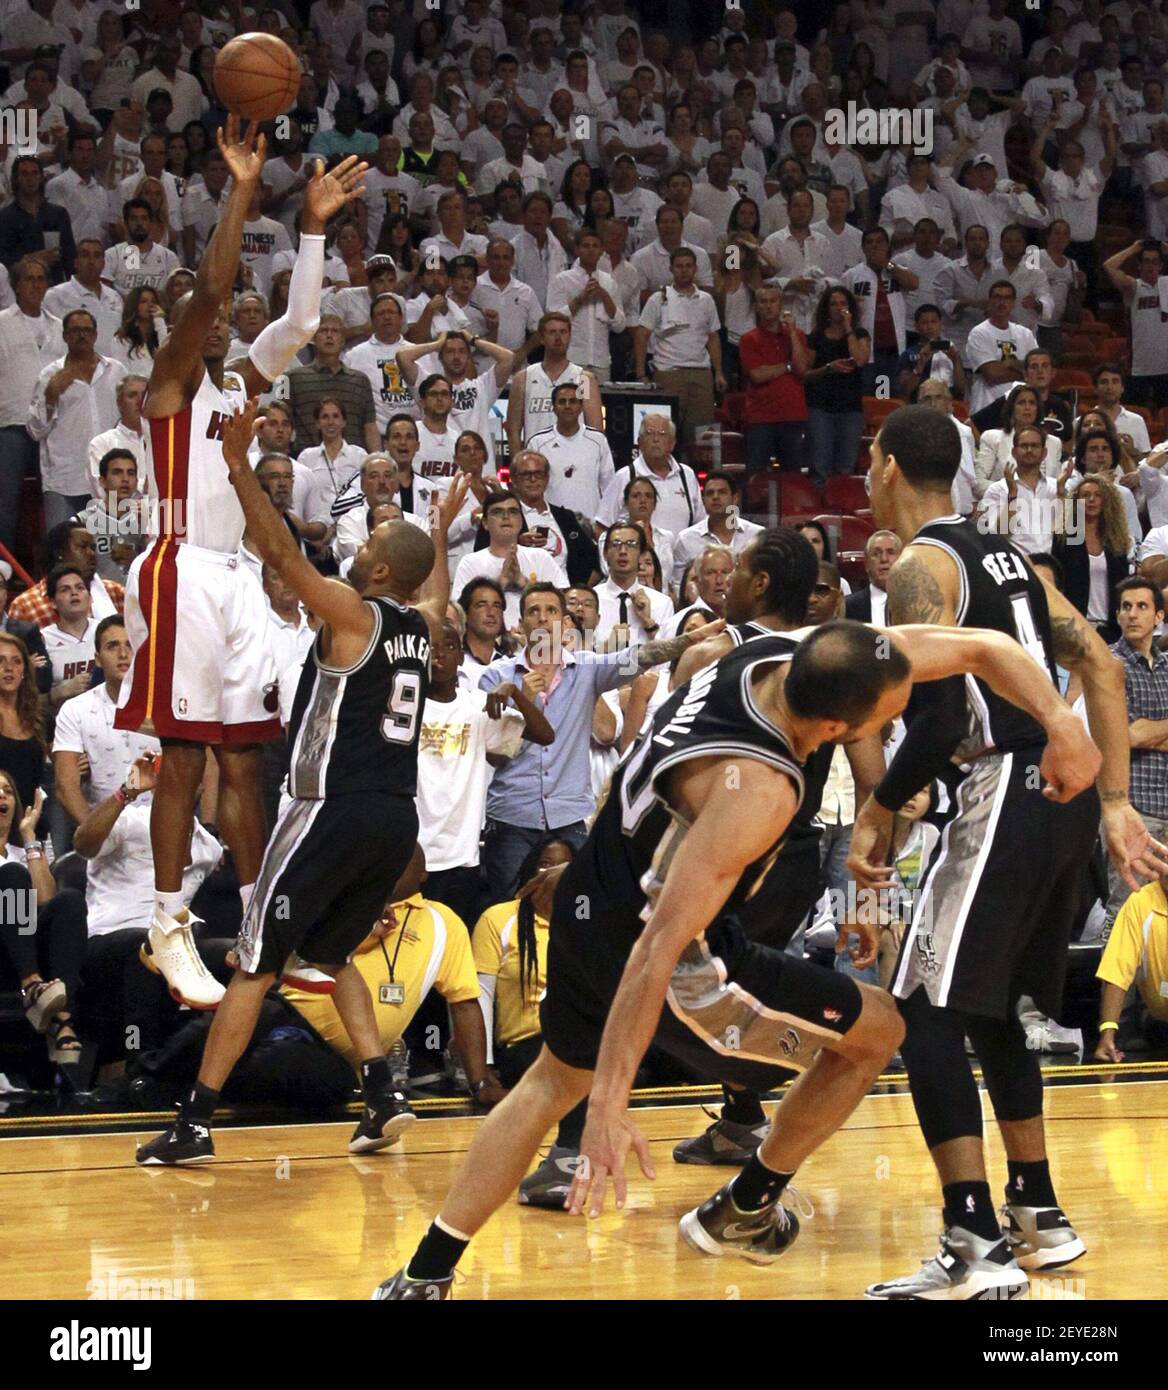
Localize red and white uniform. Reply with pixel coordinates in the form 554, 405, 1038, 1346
115, 368, 281, 744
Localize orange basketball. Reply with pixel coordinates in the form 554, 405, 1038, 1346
213, 33, 301, 123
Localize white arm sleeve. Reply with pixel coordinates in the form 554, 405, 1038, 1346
476, 973, 497, 1066
247, 234, 326, 381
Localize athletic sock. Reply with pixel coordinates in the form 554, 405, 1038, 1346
721, 1084, 765, 1127
181, 1082, 220, 1126
407, 1218, 470, 1281
730, 1152, 792, 1212
154, 890, 185, 924
361, 1057, 392, 1100
942, 1181, 1000, 1241
1005, 1159, 1057, 1208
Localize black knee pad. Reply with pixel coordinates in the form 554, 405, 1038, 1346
964, 1011, 1043, 1124
898, 988, 984, 1149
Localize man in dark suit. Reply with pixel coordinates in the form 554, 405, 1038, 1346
844, 529, 902, 627
489, 449, 600, 586
0, 562, 51, 694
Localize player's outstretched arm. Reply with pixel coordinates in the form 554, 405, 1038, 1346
147, 116, 266, 415
568, 760, 799, 1220
236, 153, 368, 398
1039, 575, 1168, 888
414, 475, 470, 638
222, 400, 372, 648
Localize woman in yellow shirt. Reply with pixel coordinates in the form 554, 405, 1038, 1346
473, 835, 584, 1210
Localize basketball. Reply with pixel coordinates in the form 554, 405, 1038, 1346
213, 33, 301, 123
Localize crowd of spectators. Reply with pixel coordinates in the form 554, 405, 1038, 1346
1, 0, 1167, 1107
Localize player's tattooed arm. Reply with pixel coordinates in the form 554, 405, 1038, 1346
623, 619, 727, 680
1049, 613, 1090, 666
885, 547, 954, 626
1037, 571, 1135, 807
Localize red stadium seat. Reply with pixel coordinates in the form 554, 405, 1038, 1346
822, 475, 869, 512
862, 396, 903, 434
1052, 368, 1094, 390
774, 473, 822, 516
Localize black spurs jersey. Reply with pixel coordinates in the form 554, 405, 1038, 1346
287, 596, 431, 799
727, 622, 833, 835
908, 516, 1058, 757
578, 633, 807, 945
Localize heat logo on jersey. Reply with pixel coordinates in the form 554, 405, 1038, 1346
205, 411, 229, 441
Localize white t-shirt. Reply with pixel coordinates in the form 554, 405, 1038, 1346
451, 546, 568, 627
416, 688, 524, 870
342, 336, 414, 432
965, 318, 1039, 415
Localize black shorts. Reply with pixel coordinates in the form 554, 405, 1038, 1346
891, 748, 1100, 1021
235, 792, 418, 975
541, 864, 864, 1090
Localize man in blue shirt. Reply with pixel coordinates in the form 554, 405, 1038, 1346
479, 580, 720, 901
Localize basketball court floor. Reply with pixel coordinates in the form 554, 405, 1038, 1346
2, 1064, 1166, 1300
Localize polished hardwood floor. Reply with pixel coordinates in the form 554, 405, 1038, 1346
3, 1079, 1166, 1300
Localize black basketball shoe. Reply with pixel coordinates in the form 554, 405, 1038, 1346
679, 1179, 801, 1264
371, 1268, 453, 1301
136, 1117, 214, 1166
349, 1090, 417, 1154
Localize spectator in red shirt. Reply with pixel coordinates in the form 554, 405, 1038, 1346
736, 284, 810, 474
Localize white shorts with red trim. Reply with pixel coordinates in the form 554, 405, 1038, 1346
114, 540, 281, 744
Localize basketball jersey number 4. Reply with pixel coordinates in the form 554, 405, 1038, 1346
1010, 593, 1049, 672
382, 670, 422, 743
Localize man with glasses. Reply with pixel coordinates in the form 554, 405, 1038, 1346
413, 374, 464, 495
977, 424, 1063, 555
594, 522, 674, 647
452, 491, 567, 629
28, 309, 126, 531
509, 449, 600, 586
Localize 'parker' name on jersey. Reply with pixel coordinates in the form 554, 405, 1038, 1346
385, 633, 431, 667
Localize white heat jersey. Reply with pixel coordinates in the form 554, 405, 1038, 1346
522, 360, 585, 445
145, 368, 249, 553
1128, 275, 1168, 377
